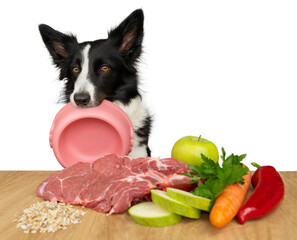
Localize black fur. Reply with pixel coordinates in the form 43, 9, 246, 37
39, 9, 152, 156
135, 116, 152, 156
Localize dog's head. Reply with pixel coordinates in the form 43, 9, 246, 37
39, 9, 144, 107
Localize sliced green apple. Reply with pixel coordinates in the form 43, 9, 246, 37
128, 201, 182, 227
151, 189, 201, 219
166, 187, 213, 212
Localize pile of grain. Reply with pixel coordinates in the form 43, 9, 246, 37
15, 201, 87, 234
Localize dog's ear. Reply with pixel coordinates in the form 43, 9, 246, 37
39, 24, 78, 67
108, 9, 144, 60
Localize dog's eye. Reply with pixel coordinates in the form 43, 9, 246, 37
72, 66, 80, 73
101, 65, 110, 72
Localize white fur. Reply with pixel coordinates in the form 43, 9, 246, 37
114, 97, 150, 158
70, 44, 96, 106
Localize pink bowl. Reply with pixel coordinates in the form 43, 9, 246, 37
49, 100, 134, 168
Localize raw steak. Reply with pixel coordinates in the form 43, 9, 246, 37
36, 154, 196, 214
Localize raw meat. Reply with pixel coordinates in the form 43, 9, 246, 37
36, 154, 196, 214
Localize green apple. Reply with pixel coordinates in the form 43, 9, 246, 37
151, 189, 201, 219
166, 188, 213, 212
128, 201, 182, 227
171, 136, 219, 166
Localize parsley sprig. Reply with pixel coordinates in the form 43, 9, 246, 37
187, 148, 248, 201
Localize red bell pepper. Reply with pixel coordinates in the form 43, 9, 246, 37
237, 162, 285, 224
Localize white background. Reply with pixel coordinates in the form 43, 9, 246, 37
1, 0, 296, 170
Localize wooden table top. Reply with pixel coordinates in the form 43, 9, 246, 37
0, 171, 296, 240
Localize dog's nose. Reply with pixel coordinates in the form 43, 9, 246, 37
74, 93, 91, 107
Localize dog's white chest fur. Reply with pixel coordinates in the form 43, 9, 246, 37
114, 97, 149, 158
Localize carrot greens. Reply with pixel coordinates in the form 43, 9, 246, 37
188, 148, 248, 201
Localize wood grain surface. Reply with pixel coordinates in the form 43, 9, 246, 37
0, 171, 296, 240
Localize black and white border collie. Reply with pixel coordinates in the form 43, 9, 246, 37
39, 9, 152, 158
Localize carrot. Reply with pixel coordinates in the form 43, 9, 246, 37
209, 167, 251, 228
